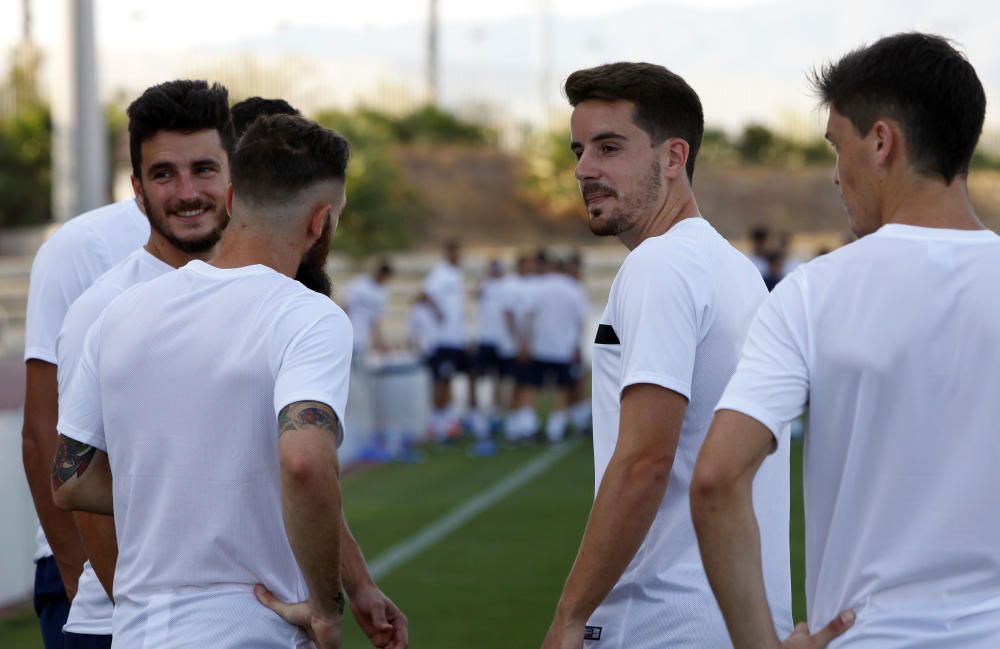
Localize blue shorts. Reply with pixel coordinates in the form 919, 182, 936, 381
470, 344, 511, 376
33, 556, 70, 649
64, 631, 112, 649
523, 360, 574, 388
427, 346, 470, 381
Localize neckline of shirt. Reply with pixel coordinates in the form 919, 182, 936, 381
875, 223, 999, 242
182, 259, 278, 278
136, 247, 177, 274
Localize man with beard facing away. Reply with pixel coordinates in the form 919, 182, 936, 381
229, 96, 332, 296
540, 62, 792, 649
55, 79, 234, 649
51, 114, 406, 649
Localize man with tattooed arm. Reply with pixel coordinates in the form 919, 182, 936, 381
50, 114, 406, 649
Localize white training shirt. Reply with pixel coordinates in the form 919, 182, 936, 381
492, 273, 524, 358
344, 275, 388, 354
56, 247, 173, 635
526, 272, 588, 363
23, 199, 149, 561
407, 301, 437, 356
718, 224, 1000, 649
57, 260, 352, 649
422, 261, 466, 349
588, 217, 792, 648
475, 276, 507, 348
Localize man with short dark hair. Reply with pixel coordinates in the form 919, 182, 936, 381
51, 114, 405, 649
693, 33, 999, 649
541, 62, 791, 649
231, 96, 300, 137
55, 79, 234, 649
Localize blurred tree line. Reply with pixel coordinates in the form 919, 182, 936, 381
0, 101, 486, 258
4, 101, 1000, 244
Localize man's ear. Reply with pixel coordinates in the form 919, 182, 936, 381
131, 175, 147, 215
871, 120, 897, 169
307, 202, 331, 240
662, 138, 690, 181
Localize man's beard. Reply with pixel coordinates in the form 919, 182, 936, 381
146, 196, 229, 254
584, 160, 662, 237
296, 217, 333, 296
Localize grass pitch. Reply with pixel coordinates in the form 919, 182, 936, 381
1, 438, 807, 648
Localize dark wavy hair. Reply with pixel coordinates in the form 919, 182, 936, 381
127, 80, 235, 179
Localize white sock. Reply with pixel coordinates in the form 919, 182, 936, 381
571, 401, 591, 431
545, 409, 568, 442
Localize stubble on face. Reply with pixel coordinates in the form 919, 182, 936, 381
143, 190, 229, 253
583, 159, 662, 238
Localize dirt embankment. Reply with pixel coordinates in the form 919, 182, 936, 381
395, 145, 1000, 249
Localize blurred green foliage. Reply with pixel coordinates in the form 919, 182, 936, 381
0, 104, 52, 227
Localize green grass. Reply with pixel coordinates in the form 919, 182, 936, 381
1, 438, 808, 647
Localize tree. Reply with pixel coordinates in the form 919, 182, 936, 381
314, 110, 428, 258
0, 104, 51, 227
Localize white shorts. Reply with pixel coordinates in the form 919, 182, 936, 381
112, 587, 312, 649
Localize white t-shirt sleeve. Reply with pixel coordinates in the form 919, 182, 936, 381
24, 229, 104, 363
56, 283, 117, 399
57, 311, 108, 451
614, 255, 706, 400
273, 308, 354, 445
716, 269, 810, 448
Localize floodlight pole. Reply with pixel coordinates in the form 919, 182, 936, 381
52, 0, 108, 221
426, 0, 439, 105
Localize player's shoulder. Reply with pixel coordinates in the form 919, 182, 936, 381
38, 201, 141, 250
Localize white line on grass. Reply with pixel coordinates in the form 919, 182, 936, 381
368, 442, 577, 580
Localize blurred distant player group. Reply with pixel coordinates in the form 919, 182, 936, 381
347, 242, 594, 451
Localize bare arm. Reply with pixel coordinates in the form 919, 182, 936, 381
340, 516, 408, 649
542, 384, 686, 648
279, 401, 344, 633
21, 360, 87, 597
73, 512, 117, 601
51, 434, 113, 515
691, 410, 853, 649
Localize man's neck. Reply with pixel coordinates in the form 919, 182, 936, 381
210, 226, 300, 278
144, 235, 215, 269
619, 189, 701, 251
881, 174, 984, 231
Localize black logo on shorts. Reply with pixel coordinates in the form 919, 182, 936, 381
584, 626, 603, 641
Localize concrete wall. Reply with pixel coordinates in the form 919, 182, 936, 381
0, 409, 38, 607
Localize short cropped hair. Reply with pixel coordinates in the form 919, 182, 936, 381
230, 114, 350, 208
231, 97, 300, 138
810, 32, 986, 184
127, 80, 235, 179
564, 62, 704, 182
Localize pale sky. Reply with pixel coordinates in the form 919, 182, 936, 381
2, 0, 769, 50
2, 0, 997, 138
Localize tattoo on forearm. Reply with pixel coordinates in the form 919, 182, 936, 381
278, 401, 339, 438
51, 435, 98, 491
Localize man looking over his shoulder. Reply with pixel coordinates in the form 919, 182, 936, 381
541, 62, 791, 649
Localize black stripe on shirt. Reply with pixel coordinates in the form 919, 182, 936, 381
595, 324, 620, 345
